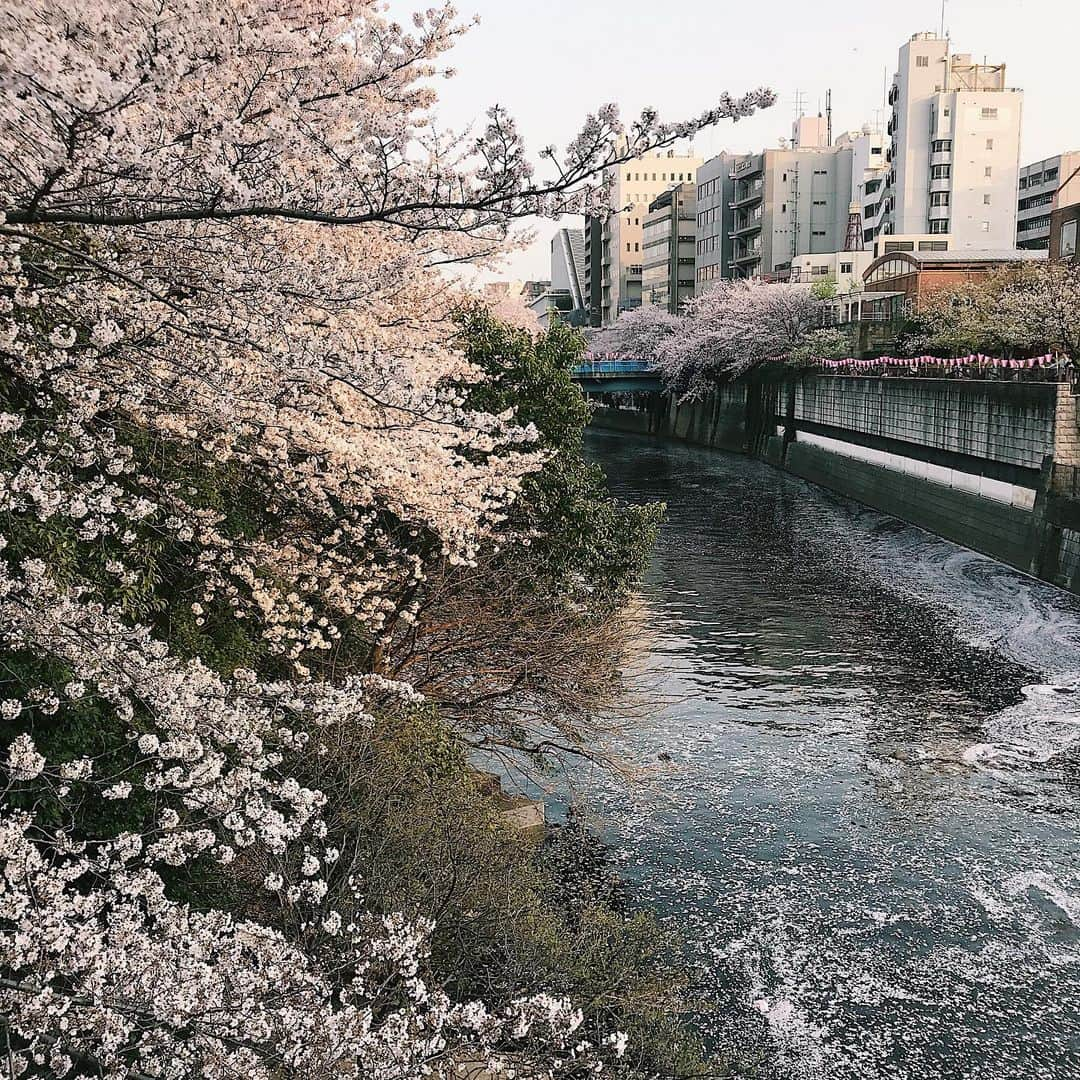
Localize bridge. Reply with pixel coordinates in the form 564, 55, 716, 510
570, 358, 660, 394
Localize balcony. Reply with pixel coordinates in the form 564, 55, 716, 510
927, 203, 950, 221
731, 208, 764, 235
730, 181, 764, 207
929, 176, 951, 194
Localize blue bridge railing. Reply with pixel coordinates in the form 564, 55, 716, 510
570, 358, 656, 379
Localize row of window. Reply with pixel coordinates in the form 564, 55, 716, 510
882, 240, 948, 253
625, 170, 691, 183
697, 178, 722, 200
1020, 166, 1059, 190
932, 137, 995, 153
1018, 215, 1052, 232
1019, 192, 1054, 212
929, 164, 994, 181
697, 207, 721, 227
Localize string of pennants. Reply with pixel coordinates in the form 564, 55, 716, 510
815, 353, 1062, 374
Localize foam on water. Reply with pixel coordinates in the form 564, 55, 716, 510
575, 430, 1080, 1079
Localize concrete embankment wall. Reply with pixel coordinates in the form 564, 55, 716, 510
591, 376, 1080, 594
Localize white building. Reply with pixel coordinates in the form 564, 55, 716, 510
880, 32, 1023, 250
835, 126, 888, 246
584, 147, 702, 325
787, 250, 875, 293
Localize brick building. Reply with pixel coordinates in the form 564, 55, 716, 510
860, 248, 1046, 317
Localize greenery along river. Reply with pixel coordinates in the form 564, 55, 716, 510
579, 428, 1080, 1080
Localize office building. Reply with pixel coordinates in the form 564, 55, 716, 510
695, 153, 733, 291
1017, 153, 1080, 249
583, 147, 702, 325
641, 184, 697, 313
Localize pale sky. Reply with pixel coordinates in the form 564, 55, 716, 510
389, 0, 1080, 280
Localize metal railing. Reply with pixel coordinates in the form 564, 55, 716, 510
572, 359, 656, 378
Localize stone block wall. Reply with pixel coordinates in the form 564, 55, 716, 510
794, 376, 1056, 471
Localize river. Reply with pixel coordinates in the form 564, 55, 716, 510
578, 428, 1080, 1080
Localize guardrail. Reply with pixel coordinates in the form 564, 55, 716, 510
572, 359, 656, 377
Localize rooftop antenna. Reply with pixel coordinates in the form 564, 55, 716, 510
939, 0, 947, 38
826, 89, 833, 146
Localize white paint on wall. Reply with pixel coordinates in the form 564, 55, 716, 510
798, 430, 1037, 510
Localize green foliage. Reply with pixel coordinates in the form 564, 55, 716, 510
788, 325, 855, 366
301, 706, 713, 1079
809, 275, 837, 301
454, 306, 662, 605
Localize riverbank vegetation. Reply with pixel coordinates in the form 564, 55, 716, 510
0, 2, 780, 1077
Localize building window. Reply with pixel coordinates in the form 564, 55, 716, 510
840, 262, 853, 274
813, 199, 826, 206
931, 139, 952, 153
985, 166, 992, 178
943, 107, 950, 117
930, 164, 951, 179
981, 221, 991, 232
986, 138, 994, 150
1047, 167, 1059, 181
981, 107, 998, 119
1062, 220, 1078, 258
928, 220, 949, 234
984, 194, 992, 205
916, 55, 929, 67
930, 191, 950, 206
811, 230, 826, 236
781, 203, 787, 213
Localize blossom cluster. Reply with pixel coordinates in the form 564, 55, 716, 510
595, 279, 828, 397
0, 1, 770, 1075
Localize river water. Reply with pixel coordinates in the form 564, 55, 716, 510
578, 428, 1080, 1080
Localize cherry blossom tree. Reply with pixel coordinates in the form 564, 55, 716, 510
913, 262, 1080, 360
591, 306, 684, 362
597, 280, 826, 398
0, 2, 776, 1076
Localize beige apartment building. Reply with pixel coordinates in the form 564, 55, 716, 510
584, 147, 702, 325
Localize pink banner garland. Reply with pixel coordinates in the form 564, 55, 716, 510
814, 353, 1062, 374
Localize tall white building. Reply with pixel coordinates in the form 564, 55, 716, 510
584, 148, 702, 325
879, 32, 1023, 250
